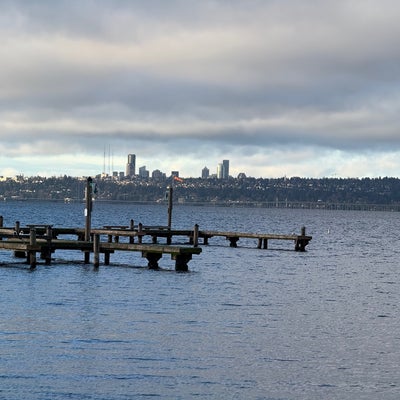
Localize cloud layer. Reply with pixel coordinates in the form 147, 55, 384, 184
1, 0, 400, 178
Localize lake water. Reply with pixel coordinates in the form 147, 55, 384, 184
0, 201, 399, 400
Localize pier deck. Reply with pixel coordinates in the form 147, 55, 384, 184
0, 226, 201, 271
0, 214, 311, 271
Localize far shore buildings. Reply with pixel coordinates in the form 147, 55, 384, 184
104, 153, 233, 180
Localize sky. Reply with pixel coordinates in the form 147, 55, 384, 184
1, 0, 400, 179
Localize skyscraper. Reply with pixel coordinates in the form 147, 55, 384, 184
202, 166, 209, 179
222, 160, 229, 179
126, 154, 136, 177
217, 163, 223, 179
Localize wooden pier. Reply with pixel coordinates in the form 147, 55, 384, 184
0, 179, 312, 271
0, 219, 311, 270
0, 222, 201, 271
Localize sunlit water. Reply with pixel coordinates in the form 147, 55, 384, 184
0, 201, 399, 399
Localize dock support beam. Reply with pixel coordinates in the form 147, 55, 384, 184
257, 238, 268, 249
227, 237, 239, 248
174, 254, 192, 272
143, 252, 162, 269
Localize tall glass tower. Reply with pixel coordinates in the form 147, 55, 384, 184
222, 160, 229, 179
126, 154, 136, 177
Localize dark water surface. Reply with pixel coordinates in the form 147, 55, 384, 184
0, 201, 399, 399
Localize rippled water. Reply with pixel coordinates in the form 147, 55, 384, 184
0, 201, 399, 399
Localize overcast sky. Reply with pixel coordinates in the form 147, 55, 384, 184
1, 0, 400, 179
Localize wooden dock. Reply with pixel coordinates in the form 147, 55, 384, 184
0, 226, 201, 271
0, 218, 311, 271
0, 179, 311, 271
95, 223, 312, 251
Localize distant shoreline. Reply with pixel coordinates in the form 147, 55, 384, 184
2, 197, 400, 212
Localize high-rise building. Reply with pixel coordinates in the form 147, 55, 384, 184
217, 163, 223, 179
126, 154, 136, 177
222, 159, 229, 179
139, 165, 149, 179
202, 166, 209, 179
152, 169, 166, 181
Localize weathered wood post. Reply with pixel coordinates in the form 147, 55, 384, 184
84, 177, 93, 264
129, 219, 134, 244
15, 221, 20, 236
295, 226, 307, 251
93, 233, 100, 269
29, 228, 37, 269
0, 215, 3, 241
43, 225, 52, 264
84, 177, 93, 242
167, 186, 173, 229
193, 224, 199, 247
138, 222, 143, 244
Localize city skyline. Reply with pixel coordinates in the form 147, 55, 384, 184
103, 153, 233, 180
1, 2, 400, 179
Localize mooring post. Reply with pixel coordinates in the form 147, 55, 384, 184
44, 225, 53, 265
84, 177, 93, 264
0, 215, 3, 241
15, 221, 20, 236
138, 222, 143, 244
295, 226, 308, 251
167, 186, 173, 229
193, 224, 199, 247
129, 219, 135, 244
93, 233, 100, 269
84, 177, 93, 242
29, 228, 37, 269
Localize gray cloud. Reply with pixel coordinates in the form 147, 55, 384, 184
1, 0, 400, 178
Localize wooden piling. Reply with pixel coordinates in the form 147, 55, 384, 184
193, 224, 199, 247
29, 228, 37, 269
167, 186, 173, 229
129, 219, 134, 244
84, 177, 93, 264
138, 223, 143, 244
93, 234, 100, 268
15, 221, 20, 236
43, 225, 52, 264
84, 177, 93, 242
